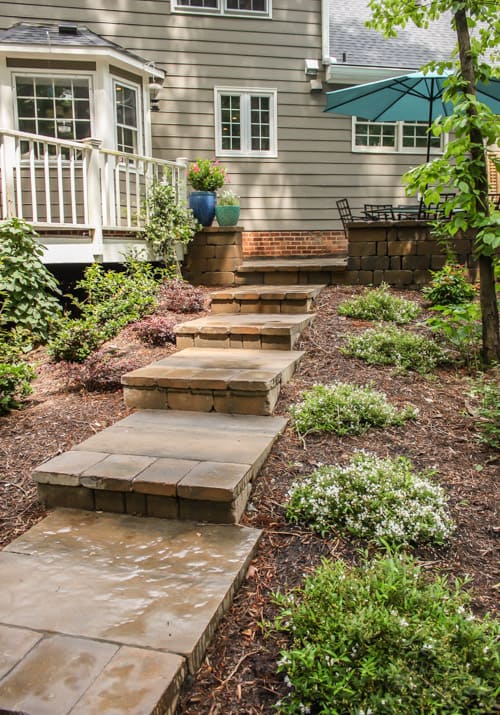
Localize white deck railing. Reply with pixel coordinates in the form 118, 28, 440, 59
0, 129, 188, 247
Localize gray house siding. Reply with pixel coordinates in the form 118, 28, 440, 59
0, 0, 446, 236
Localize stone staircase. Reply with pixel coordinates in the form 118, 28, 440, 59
0, 282, 325, 715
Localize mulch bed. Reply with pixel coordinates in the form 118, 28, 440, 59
0, 285, 498, 715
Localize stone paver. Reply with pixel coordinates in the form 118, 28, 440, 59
174, 313, 313, 350
210, 284, 325, 314
122, 347, 303, 415
0, 510, 261, 677
33, 410, 287, 523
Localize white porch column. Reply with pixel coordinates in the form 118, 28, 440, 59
82, 137, 104, 262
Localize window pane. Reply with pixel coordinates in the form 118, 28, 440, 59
16, 76, 91, 143
355, 120, 395, 148
226, 0, 266, 10
402, 122, 440, 150
115, 82, 139, 153
219, 94, 241, 151
250, 95, 270, 152
177, 0, 218, 6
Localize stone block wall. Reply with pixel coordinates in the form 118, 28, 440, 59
183, 226, 243, 286
338, 222, 477, 288
242, 229, 347, 257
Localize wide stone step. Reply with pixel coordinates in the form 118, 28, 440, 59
236, 255, 347, 285
0, 509, 261, 713
33, 410, 287, 524
210, 284, 325, 314
122, 347, 303, 416
175, 312, 313, 351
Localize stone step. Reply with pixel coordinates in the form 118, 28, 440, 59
210, 284, 325, 314
236, 255, 347, 286
33, 410, 287, 524
122, 347, 303, 416
0, 509, 261, 713
175, 312, 313, 351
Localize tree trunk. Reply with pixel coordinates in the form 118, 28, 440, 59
455, 9, 500, 363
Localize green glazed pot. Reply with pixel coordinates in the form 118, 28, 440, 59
215, 205, 240, 226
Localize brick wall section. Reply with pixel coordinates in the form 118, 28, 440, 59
242, 230, 347, 257
337, 221, 478, 288
183, 227, 243, 286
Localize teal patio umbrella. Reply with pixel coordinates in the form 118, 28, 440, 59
325, 71, 500, 160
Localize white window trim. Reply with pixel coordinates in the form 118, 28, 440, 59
214, 86, 278, 158
112, 77, 144, 156
351, 116, 446, 155
13, 71, 95, 144
171, 0, 272, 19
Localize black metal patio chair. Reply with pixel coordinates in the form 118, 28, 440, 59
364, 204, 395, 220
336, 199, 366, 231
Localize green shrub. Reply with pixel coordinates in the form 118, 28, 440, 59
0, 333, 36, 414
470, 375, 500, 450
286, 451, 454, 544
338, 283, 421, 323
273, 554, 500, 715
342, 324, 449, 373
423, 263, 477, 305
290, 383, 417, 437
426, 302, 482, 368
0, 218, 61, 341
48, 258, 164, 362
142, 182, 200, 271
47, 317, 105, 363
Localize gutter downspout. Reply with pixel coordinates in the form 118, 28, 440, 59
321, 0, 330, 65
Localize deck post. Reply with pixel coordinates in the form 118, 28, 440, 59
83, 137, 104, 262
0, 133, 17, 219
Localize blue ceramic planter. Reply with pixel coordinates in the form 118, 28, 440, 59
189, 191, 216, 227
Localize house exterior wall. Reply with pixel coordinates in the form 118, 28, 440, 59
1, 1, 441, 256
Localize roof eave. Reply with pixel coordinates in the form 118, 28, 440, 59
0, 43, 165, 79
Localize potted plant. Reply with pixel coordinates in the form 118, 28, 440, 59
215, 190, 240, 227
187, 158, 227, 227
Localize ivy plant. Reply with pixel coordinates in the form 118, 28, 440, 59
0, 218, 62, 342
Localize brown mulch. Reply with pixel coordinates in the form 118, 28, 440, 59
0, 285, 498, 715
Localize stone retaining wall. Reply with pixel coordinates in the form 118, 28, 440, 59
183, 227, 243, 286
340, 221, 477, 288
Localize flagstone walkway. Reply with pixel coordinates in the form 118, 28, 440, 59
0, 283, 325, 714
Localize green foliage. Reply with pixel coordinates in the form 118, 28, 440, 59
423, 263, 478, 305
141, 183, 200, 272
216, 189, 240, 206
338, 284, 421, 324
0, 332, 36, 414
272, 554, 500, 715
470, 375, 500, 450
342, 324, 449, 373
188, 158, 227, 191
286, 451, 454, 544
290, 383, 417, 437
48, 258, 163, 363
47, 316, 105, 363
0, 218, 61, 341
426, 302, 482, 368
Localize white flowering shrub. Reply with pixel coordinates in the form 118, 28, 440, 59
342, 324, 449, 373
338, 283, 421, 323
286, 452, 454, 545
272, 554, 499, 715
290, 383, 417, 437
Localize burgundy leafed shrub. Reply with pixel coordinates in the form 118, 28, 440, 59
158, 279, 206, 313
67, 349, 141, 392
131, 315, 177, 346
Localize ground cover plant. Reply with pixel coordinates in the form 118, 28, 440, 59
290, 382, 417, 437
0, 333, 36, 415
426, 301, 482, 368
342, 324, 449, 373
338, 283, 420, 323
470, 374, 500, 450
272, 554, 499, 715
423, 263, 477, 306
286, 451, 454, 545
